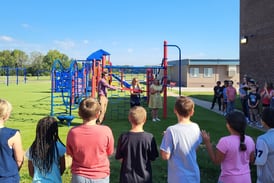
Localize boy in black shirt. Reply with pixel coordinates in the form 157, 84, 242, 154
211, 81, 223, 110
115, 106, 159, 183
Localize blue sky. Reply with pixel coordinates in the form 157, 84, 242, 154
0, 0, 239, 66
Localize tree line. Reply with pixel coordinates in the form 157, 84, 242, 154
0, 49, 156, 76
0, 49, 70, 76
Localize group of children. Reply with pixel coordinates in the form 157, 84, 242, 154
211, 77, 271, 129
210, 79, 238, 116
239, 76, 274, 128
1, 95, 274, 182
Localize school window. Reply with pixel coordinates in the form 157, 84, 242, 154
204, 68, 213, 77
190, 68, 199, 77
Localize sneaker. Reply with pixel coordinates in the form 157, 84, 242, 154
152, 118, 157, 122
156, 118, 161, 121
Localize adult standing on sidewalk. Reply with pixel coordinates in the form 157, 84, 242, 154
97, 71, 119, 124
210, 81, 222, 111
226, 80, 237, 114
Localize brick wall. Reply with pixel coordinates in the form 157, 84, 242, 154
240, 0, 274, 86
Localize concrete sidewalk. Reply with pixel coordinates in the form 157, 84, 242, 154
190, 97, 224, 115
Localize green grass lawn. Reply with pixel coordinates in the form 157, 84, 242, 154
0, 79, 263, 183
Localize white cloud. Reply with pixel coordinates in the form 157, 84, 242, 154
82, 40, 89, 44
53, 39, 75, 50
21, 23, 30, 29
0, 35, 14, 42
127, 48, 133, 53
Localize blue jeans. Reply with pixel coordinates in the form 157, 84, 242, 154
226, 100, 235, 114
71, 174, 109, 183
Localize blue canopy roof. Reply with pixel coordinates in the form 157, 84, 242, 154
86, 49, 110, 61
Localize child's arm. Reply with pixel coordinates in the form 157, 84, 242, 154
160, 150, 170, 160
269, 90, 274, 99
249, 150, 255, 164
247, 99, 252, 108
10, 131, 24, 170
201, 130, 224, 165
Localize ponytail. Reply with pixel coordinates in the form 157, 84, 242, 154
225, 111, 247, 151
239, 131, 247, 151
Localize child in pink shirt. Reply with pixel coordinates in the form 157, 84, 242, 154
201, 111, 255, 183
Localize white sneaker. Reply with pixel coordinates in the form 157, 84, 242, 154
152, 118, 157, 122
156, 118, 161, 121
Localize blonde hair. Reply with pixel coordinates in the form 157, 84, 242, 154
131, 78, 139, 85
128, 106, 147, 125
0, 99, 12, 120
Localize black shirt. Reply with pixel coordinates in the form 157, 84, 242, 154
115, 131, 159, 183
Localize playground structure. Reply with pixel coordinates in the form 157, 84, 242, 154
50, 41, 174, 125
0, 66, 27, 86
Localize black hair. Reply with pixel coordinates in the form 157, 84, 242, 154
29, 116, 64, 174
102, 71, 108, 77
225, 111, 247, 151
261, 107, 274, 128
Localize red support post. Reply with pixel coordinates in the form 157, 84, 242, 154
163, 40, 168, 119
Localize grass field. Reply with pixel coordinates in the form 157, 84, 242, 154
0, 78, 263, 183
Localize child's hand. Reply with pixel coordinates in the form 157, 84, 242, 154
201, 130, 211, 144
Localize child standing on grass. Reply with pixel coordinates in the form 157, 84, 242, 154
160, 96, 202, 183
130, 78, 142, 107
115, 106, 159, 183
66, 98, 114, 183
254, 107, 274, 183
0, 99, 24, 183
248, 85, 261, 126
201, 111, 255, 183
26, 116, 66, 183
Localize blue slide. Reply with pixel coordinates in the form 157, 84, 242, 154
111, 74, 131, 88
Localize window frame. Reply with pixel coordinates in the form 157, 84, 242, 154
189, 67, 199, 78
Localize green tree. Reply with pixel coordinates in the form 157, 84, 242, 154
11, 49, 28, 67
28, 51, 45, 76
0, 50, 14, 67
43, 50, 70, 71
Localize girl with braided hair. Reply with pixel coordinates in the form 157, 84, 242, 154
26, 116, 66, 183
201, 111, 255, 183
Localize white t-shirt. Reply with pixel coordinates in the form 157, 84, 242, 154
160, 122, 202, 183
255, 128, 274, 183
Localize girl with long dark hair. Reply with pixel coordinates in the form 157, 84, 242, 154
26, 116, 66, 182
